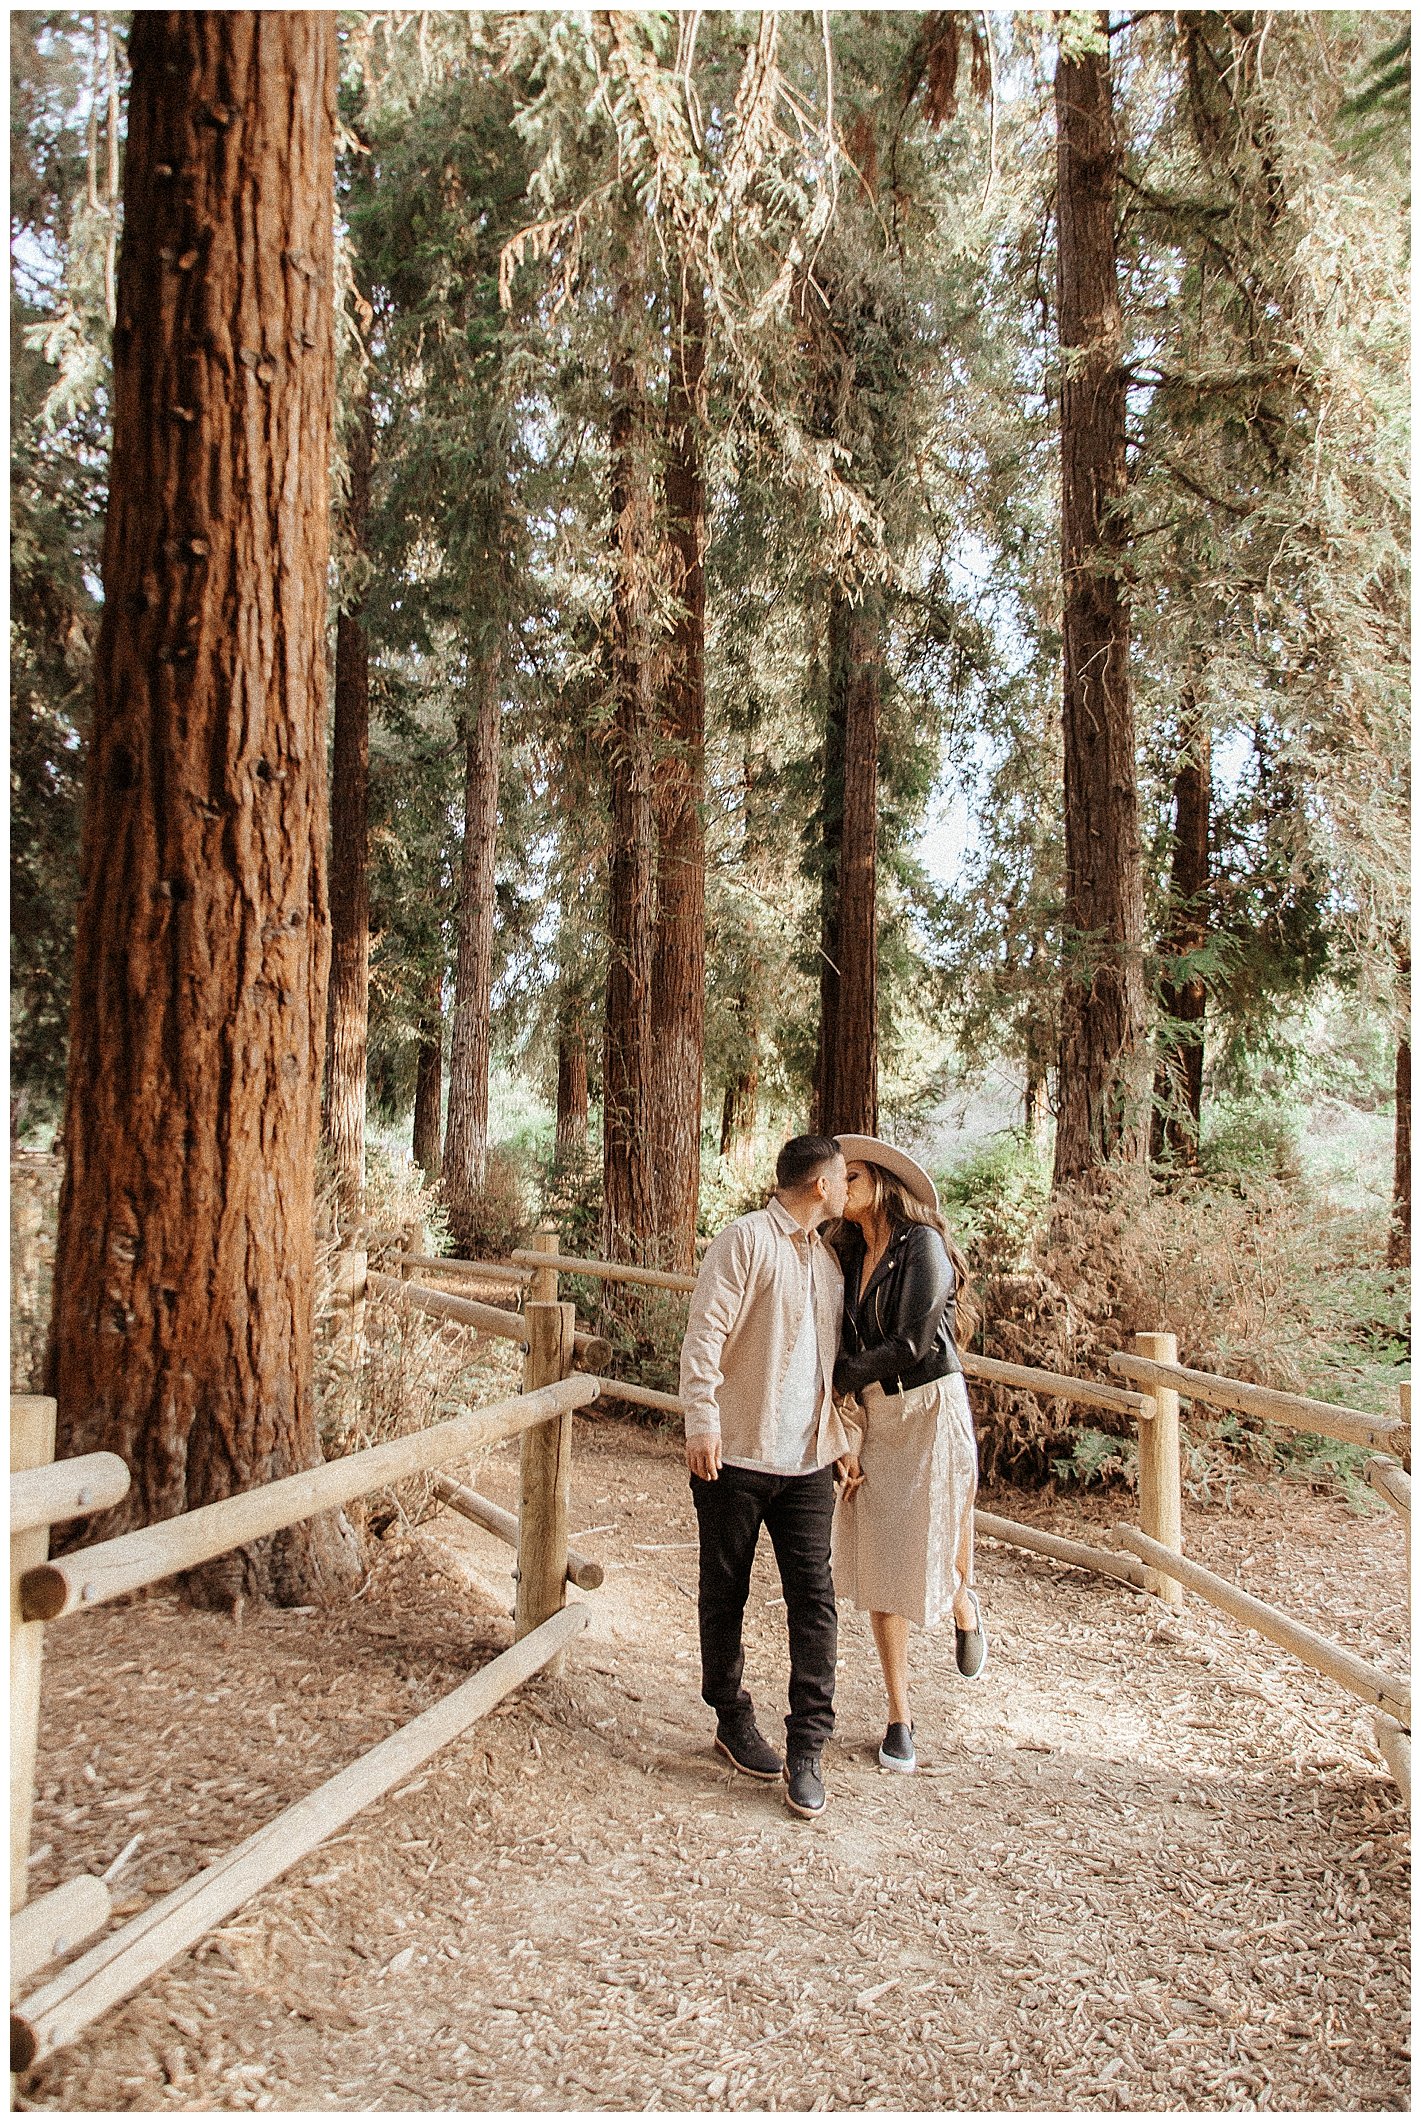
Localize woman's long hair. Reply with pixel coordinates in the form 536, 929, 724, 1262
858, 1167, 981, 1348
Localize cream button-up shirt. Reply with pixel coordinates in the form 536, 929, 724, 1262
679, 1196, 852, 1471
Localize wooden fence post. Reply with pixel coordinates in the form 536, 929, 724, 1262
1132, 1331, 1183, 1609
515, 1300, 578, 1667
11, 1396, 57, 1913
1399, 1380, 1411, 1472
527, 1223, 560, 1305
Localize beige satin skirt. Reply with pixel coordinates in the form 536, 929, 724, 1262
832, 1372, 977, 1628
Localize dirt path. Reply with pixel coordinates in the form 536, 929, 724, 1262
19, 1416, 1409, 2112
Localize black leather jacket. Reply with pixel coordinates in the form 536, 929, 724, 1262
832, 1220, 962, 1397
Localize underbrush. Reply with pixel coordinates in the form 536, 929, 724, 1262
936, 1132, 1407, 1496
314, 1147, 520, 1535
1039, 1165, 1407, 1413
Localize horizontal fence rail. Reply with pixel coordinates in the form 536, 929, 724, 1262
1108, 1353, 1406, 1455
400, 1253, 532, 1286
961, 1351, 1149, 1418
368, 1271, 612, 1372
431, 1474, 605, 1591
11, 1605, 587, 2072
511, 1247, 698, 1294
20, 1377, 598, 1623
367, 1270, 528, 1343
10, 1877, 111, 1996
10, 1454, 130, 1537
1115, 1525, 1411, 1727
974, 1509, 1148, 1589
591, 1362, 1149, 1424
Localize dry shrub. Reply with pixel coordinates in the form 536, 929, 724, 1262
966, 1164, 1404, 1484
1039, 1167, 1402, 1405
456, 1147, 536, 1260
973, 1264, 1120, 1483
314, 1153, 522, 1536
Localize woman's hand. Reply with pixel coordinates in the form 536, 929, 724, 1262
836, 1452, 864, 1499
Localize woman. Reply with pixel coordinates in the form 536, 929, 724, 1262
830, 1136, 985, 1774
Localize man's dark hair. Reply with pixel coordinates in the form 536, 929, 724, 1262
775, 1134, 842, 1191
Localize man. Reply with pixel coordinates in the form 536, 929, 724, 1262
680, 1134, 852, 1818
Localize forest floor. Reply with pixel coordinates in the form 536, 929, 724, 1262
18, 1410, 1410, 2114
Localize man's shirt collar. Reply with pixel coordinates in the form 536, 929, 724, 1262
767, 1194, 821, 1245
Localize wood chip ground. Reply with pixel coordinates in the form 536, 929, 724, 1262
18, 1406, 1409, 2112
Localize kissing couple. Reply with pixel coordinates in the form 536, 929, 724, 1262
679, 1132, 986, 1818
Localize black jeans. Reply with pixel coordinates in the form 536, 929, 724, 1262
690, 1461, 837, 1757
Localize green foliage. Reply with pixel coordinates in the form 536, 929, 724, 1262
1198, 1094, 1303, 1186
1051, 1426, 1138, 1491
937, 1132, 1051, 1281
10, 11, 123, 1132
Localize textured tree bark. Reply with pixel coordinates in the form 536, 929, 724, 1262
324, 378, 372, 1232
555, 998, 589, 1165
813, 587, 880, 1137
1151, 698, 1211, 1168
648, 276, 707, 1271
720, 1065, 758, 1167
1023, 1035, 1050, 1139
1051, 23, 1148, 1189
1389, 954, 1410, 1271
411, 965, 444, 1182
46, 12, 361, 1606
442, 654, 501, 1251
602, 246, 659, 1263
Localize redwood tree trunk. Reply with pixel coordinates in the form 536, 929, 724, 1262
1390, 955, 1410, 1271
1151, 699, 1211, 1168
813, 586, 880, 1137
648, 277, 707, 1271
46, 11, 360, 1605
412, 965, 443, 1182
1051, 23, 1148, 1189
442, 655, 500, 1250
324, 379, 372, 1232
555, 997, 590, 1165
602, 250, 659, 1263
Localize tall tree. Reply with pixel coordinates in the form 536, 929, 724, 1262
442, 639, 503, 1247
1051, 15, 1148, 1187
324, 374, 373, 1229
47, 10, 360, 1604
1150, 690, 1211, 1167
351, 33, 532, 1252
648, 273, 707, 1267
555, 993, 591, 1167
411, 968, 444, 1182
602, 233, 660, 1262
813, 586, 881, 1136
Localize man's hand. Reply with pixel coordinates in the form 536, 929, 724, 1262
686, 1435, 722, 1482
836, 1452, 864, 1499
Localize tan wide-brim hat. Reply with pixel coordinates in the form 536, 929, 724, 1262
834, 1135, 940, 1213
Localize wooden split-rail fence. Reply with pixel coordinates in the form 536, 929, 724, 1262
9, 1245, 595, 2073
10, 1224, 1410, 2072
372, 1223, 1412, 1771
